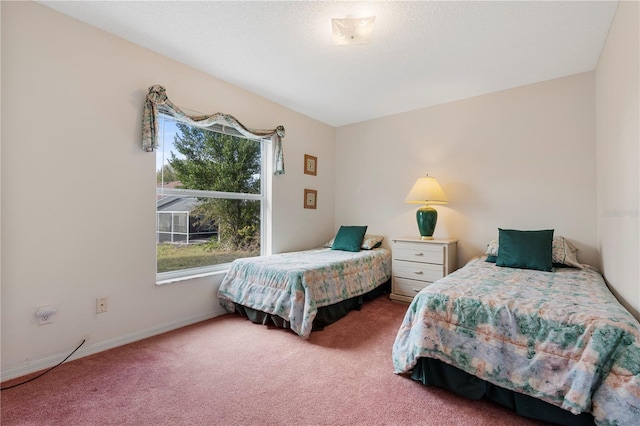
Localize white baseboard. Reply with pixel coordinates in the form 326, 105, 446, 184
1, 307, 228, 382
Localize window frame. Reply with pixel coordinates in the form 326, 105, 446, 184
155, 114, 271, 285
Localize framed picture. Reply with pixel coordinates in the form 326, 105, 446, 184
304, 189, 317, 209
304, 154, 317, 176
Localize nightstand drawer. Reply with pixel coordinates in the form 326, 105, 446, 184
390, 238, 457, 303
393, 277, 430, 297
394, 243, 444, 264
393, 260, 444, 282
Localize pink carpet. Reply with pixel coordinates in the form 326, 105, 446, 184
1, 297, 550, 425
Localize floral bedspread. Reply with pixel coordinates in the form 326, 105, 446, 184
218, 248, 391, 338
392, 258, 640, 426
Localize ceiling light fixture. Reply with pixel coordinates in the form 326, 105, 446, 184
331, 16, 375, 45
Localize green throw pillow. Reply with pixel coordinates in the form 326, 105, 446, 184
495, 228, 554, 271
331, 226, 368, 252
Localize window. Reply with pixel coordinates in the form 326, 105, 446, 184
156, 114, 267, 283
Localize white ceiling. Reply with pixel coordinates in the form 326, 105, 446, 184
38, 1, 619, 127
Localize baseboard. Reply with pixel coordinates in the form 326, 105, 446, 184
1, 306, 228, 382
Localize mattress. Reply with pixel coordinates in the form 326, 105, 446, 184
218, 247, 392, 338
392, 257, 640, 425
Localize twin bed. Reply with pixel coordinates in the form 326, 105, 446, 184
218, 230, 392, 338
392, 232, 640, 426
218, 228, 640, 425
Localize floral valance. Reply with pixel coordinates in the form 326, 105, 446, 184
142, 85, 285, 175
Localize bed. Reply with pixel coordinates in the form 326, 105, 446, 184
218, 229, 392, 338
392, 231, 640, 426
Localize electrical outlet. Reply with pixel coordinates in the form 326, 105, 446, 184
38, 314, 53, 325
96, 297, 108, 314
36, 306, 56, 325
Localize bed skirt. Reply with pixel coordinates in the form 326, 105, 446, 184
410, 357, 595, 426
233, 279, 391, 332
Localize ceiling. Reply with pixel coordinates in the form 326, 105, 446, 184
38, 1, 619, 127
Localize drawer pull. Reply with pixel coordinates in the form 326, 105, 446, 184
414, 271, 424, 275
414, 252, 424, 256
414, 289, 420, 293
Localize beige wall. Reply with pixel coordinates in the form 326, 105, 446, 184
595, 0, 640, 318
1, 1, 334, 380
335, 72, 598, 267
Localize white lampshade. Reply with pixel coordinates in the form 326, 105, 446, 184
405, 175, 448, 205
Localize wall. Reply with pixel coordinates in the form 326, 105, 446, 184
1, 1, 335, 380
335, 72, 598, 268
595, 0, 640, 318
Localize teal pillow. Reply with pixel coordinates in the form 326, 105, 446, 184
331, 226, 368, 252
495, 229, 554, 271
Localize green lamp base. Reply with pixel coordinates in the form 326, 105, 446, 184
416, 206, 438, 240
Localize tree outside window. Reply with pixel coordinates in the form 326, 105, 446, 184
156, 116, 263, 277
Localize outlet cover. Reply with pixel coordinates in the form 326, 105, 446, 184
36, 306, 56, 325
96, 297, 108, 314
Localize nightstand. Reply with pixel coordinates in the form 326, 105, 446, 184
390, 238, 458, 303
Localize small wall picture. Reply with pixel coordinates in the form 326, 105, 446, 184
304, 154, 317, 176
304, 189, 317, 209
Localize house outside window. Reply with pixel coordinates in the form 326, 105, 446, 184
156, 114, 267, 283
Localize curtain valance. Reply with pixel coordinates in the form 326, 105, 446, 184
142, 85, 285, 175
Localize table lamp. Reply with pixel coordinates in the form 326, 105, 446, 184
405, 175, 448, 240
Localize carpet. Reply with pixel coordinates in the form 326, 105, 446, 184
1, 297, 550, 425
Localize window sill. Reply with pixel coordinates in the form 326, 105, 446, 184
156, 266, 229, 286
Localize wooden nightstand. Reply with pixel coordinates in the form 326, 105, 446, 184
390, 238, 458, 303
